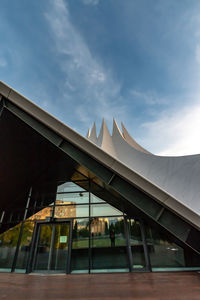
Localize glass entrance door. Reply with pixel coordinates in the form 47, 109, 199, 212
33, 222, 70, 272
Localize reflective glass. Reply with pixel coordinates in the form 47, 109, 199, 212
55, 192, 89, 205
90, 217, 128, 272
146, 226, 185, 269
57, 182, 86, 193
54, 205, 77, 219
90, 204, 122, 217
51, 223, 70, 271
33, 223, 70, 271
0, 224, 21, 270
34, 224, 52, 270
55, 205, 89, 218
28, 207, 53, 221
128, 219, 146, 269
71, 219, 89, 273
91, 194, 105, 203
15, 221, 34, 271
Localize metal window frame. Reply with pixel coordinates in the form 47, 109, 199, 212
27, 218, 73, 274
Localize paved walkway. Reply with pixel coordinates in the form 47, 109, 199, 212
0, 272, 200, 300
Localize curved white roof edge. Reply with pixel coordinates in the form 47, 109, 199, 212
87, 118, 200, 219
87, 119, 150, 155
0, 80, 199, 230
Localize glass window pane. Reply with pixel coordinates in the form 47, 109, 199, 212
71, 219, 89, 273
91, 194, 105, 203
0, 224, 21, 271
57, 182, 86, 193
28, 207, 53, 221
51, 223, 70, 271
34, 224, 53, 270
91, 204, 122, 217
90, 217, 129, 272
56, 192, 89, 205
55, 205, 89, 219
128, 219, 146, 269
15, 221, 35, 271
146, 225, 186, 270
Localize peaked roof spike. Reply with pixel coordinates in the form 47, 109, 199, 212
97, 118, 111, 146
121, 122, 150, 154
121, 121, 129, 139
112, 118, 123, 137
101, 118, 108, 130
86, 128, 91, 138
91, 122, 97, 136
121, 121, 125, 132
89, 122, 98, 143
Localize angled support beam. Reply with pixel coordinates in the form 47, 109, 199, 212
107, 174, 115, 185
0, 97, 6, 117
0, 211, 5, 225
156, 207, 165, 221
60, 140, 113, 183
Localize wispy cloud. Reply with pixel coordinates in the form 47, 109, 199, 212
196, 44, 200, 63
82, 0, 100, 5
0, 57, 7, 67
45, 0, 126, 131
130, 89, 168, 106
45, 0, 200, 155
141, 99, 200, 156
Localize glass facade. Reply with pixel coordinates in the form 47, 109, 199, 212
0, 180, 199, 274
15, 221, 34, 272
146, 225, 186, 271
90, 217, 128, 273
71, 219, 89, 273
33, 223, 70, 272
128, 219, 146, 270
0, 225, 21, 271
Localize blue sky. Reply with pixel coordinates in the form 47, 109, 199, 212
1, 0, 200, 155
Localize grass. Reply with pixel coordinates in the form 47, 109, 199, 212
72, 238, 126, 248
